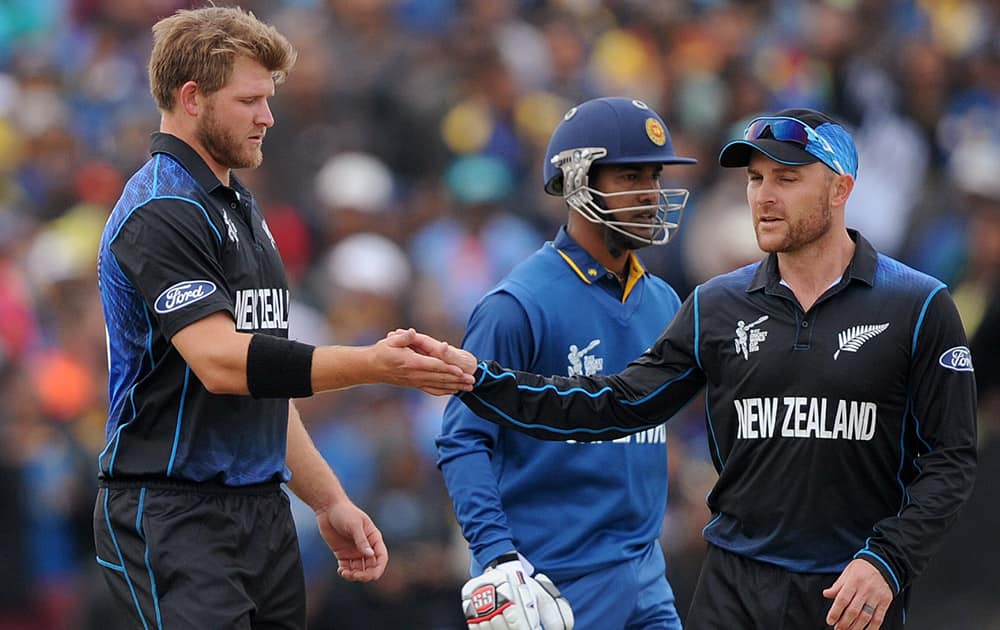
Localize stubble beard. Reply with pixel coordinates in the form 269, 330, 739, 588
196, 102, 263, 171
756, 194, 832, 254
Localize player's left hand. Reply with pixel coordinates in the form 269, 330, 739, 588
823, 559, 893, 629
316, 500, 388, 582
461, 560, 574, 629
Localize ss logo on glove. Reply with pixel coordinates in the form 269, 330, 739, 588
468, 583, 503, 617
461, 560, 574, 629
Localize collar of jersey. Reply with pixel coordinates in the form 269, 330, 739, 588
747, 228, 878, 293
550, 226, 646, 302
150, 132, 249, 200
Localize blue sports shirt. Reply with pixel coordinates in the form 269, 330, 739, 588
437, 227, 682, 581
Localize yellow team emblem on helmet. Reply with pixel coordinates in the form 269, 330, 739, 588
645, 117, 666, 146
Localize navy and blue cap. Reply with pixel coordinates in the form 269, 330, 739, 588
719, 108, 858, 178
543, 96, 696, 195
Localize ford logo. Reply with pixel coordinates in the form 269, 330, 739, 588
154, 280, 217, 314
938, 346, 973, 372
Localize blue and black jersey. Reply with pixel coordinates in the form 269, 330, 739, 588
437, 227, 682, 581
97, 133, 291, 486
459, 230, 977, 595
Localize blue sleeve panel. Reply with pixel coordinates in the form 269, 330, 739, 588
437, 291, 533, 574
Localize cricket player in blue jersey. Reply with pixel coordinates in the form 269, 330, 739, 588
436, 97, 697, 629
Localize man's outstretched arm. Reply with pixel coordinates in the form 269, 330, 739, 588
171, 314, 475, 397
403, 329, 706, 441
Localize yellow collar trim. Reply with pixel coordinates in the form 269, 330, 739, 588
555, 246, 647, 303
555, 247, 593, 284
621, 252, 646, 303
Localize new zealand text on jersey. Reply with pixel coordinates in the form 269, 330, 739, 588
733, 396, 877, 441
234, 288, 289, 331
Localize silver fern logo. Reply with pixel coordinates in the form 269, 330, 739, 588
222, 209, 239, 244
261, 219, 277, 249
834, 323, 890, 360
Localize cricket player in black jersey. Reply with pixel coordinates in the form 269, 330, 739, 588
410, 109, 978, 629
94, 7, 472, 629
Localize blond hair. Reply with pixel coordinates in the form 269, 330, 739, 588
149, 6, 297, 112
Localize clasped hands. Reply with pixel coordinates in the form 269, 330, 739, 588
380, 328, 477, 395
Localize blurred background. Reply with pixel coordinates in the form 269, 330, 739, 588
0, 0, 997, 628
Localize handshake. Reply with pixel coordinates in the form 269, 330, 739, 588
379, 328, 479, 396
461, 556, 574, 630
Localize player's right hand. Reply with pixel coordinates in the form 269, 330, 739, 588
461, 560, 574, 629
373, 328, 474, 394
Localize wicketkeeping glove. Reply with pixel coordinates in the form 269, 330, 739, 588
461, 559, 574, 629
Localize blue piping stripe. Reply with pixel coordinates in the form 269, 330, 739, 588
911, 410, 932, 452
855, 549, 900, 593
136, 488, 163, 629
135, 488, 145, 532
701, 512, 722, 537
152, 195, 222, 243
484, 367, 613, 398
96, 556, 124, 571
895, 401, 909, 511
694, 286, 703, 370
911, 284, 944, 355
623, 368, 696, 405
149, 154, 222, 243
152, 154, 160, 194
99, 412, 133, 477
109, 197, 221, 251
103, 490, 151, 630
97, 423, 117, 464
704, 386, 725, 465
143, 543, 163, 629
112, 386, 140, 474
143, 304, 155, 369
166, 367, 191, 476
475, 363, 489, 387
468, 392, 661, 436
481, 365, 696, 407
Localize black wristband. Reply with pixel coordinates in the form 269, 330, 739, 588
487, 552, 520, 569
246, 334, 315, 399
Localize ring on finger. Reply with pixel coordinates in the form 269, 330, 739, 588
862, 603, 876, 615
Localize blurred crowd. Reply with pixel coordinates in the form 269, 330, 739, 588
0, 0, 998, 628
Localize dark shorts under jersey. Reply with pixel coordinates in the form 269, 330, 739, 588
686, 544, 906, 630
94, 479, 305, 629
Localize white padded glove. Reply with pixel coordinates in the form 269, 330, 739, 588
461, 559, 574, 629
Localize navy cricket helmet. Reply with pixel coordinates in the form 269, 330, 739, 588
543, 97, 696, 245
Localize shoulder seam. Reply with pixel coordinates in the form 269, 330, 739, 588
111, 195, 223, 246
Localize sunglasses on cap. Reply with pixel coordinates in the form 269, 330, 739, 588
743, 116, 848, 176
